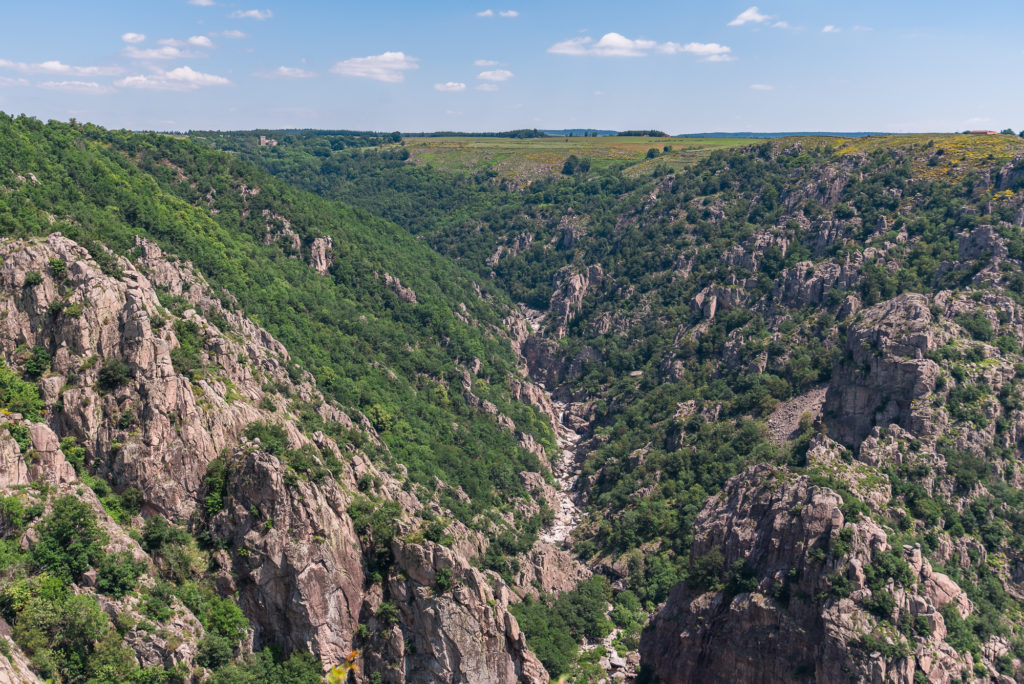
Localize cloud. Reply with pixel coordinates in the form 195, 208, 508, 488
330, 51, 418, 82
121, 32, 146, 44
499, 10, 518, 17
822, 25, 840, 33
474, 59, 498, 66
549, 34, 733, 60
189, 35, 214, 47
188, 0, 215, 5
666, 42, 734, 61
230, 9, 272, 19
258, 66, 315, 78
548, 37, 592, 55
116, 65, 230, 90
123, 45, 196, 60
476, 83, 498, 91
38, 80, 114, 94
0, 59, 122, 76
729, 6, 771, 26
477, 69, 513, 81
434, 81, 466, 92
219, 29, 247, 38
0, 76, 29, 87
750, 83, 774, 90
476, 9, 493, 16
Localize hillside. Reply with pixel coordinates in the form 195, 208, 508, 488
229, 127, 1024, 681
6, 114, 1024, 682
0, 113, 579, 682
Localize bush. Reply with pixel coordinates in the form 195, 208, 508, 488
142, 515, 191, 554
97, 358, 133, 392
31, 495, 106, 584
171, 319, 204, 378
96, 551, 146, 598
23, 271, 42, 287
23, 346, 50, 379
0, 359, 44, 421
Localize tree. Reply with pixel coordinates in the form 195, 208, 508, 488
31, 496, 107, 584
562, 155, 579, 175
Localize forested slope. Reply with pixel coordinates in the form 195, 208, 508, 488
224, 127, 1024, 681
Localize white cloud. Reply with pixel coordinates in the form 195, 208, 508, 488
116, 65, 230, 90
0, 59, 122, 76
330, 51, 419, 83
664, 42, 734, 61
477, 69, 513, 81
750, 83, 774, 90
822, 25, 840, 33
258, 66, 315, 78
121, 32, 146, 44
772, 21, 790, 29
852, 25, 872, 32
476, 9, 494, 16
189, 0, 215, 5
158, 38, 184, 46
220, 29, 247, 38
434, 81, 466, 92
474, 59, 498, 67
729, 6, 771, 26
230, 9, 272, 19
476, 83, 498, 91
548, 37, 592, 55
499, 10, 518, 17
38, 80, 114, 94
189, 35, 214, 47
123, 45, 196, 59
549, 34, 733, 60
0, 76, 29, 87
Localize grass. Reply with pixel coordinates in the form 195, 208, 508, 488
399, 135, 757, 182
836, 133, 1024, 180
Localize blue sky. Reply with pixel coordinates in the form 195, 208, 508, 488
0, 1, 1020, 133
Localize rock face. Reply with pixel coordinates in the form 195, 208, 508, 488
823, 293, 941, 446
641, 462, 981, 684
361, 541, 548, 684
310, 236, 334, 275
548, 265, 602, 338
0, 235, 550, 683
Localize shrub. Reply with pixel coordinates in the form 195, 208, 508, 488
23, 271, 42, 287
171, 319, 204, 378
23, 346, 50, 379
97, 358, 132, 392
31, 495, 106, 584
0, 359, 44, 421
96, 551, 146, 598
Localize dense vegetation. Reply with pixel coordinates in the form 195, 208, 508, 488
0, 113, 555, 521
220, 126, 1024, 674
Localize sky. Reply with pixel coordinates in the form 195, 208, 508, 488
0, 1, 1021, 133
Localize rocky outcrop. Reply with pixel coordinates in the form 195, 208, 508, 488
209, 446, 366, 668
640, 464, 981, 684
361, 540, 548, 684
379, 272, 418, 304
548, 265, 602, 338
0, 235, 552, 683
0, 235, 304, 520
823, 293, 942, 447
310, 236, 334, 275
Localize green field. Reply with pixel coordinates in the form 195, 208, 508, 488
401, 135, 758, 182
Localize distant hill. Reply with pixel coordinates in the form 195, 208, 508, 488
677, 131, 889, 138
542, 129, 619, 137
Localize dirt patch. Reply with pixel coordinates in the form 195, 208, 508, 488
766, 385, 828, 444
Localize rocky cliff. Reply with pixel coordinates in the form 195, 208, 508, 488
0, 233, 551, 682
